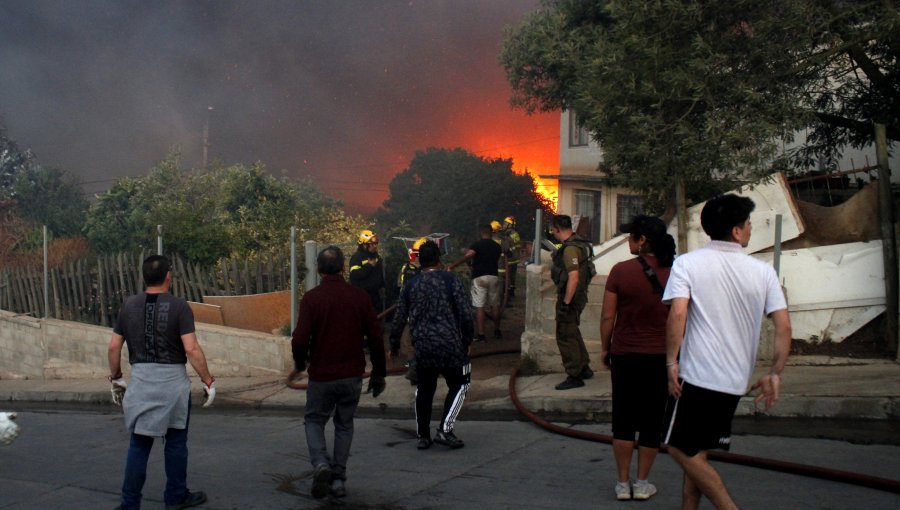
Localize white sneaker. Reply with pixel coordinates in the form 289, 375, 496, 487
615, 481, 632, 500
632, 480, 658, 500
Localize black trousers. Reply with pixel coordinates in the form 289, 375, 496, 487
415, 363, 471, 438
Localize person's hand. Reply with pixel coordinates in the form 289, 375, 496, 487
368, 376, 386, 398
750, 373, 781, 411
601, 350, 611, 368
0, 412, 20, 445
667, 363, 682, 398
202, 378, 216, 408
557, 301, 570, 315
109, 377, 127, 406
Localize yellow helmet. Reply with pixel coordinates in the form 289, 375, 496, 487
409, 237, 428, 263
503, 216, 516, 227
358, 229, 378, 244
490, 220, 502, 232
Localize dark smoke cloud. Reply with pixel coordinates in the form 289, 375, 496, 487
0, 0, 558, 213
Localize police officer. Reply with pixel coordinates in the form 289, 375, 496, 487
550, 215, 595, 390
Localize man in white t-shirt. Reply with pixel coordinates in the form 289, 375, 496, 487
662, 194, 792, 510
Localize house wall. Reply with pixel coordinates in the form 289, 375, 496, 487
0, 310, 291, 379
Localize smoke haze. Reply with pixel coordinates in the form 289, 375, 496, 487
0, 0, 559, 213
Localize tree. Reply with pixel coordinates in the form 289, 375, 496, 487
85, 154, 368, 264
500, 1, 810, 216
374, 147, 553, 247
12, 165, 87, 237
777, 1, 900, 167
0, 124, 35, 198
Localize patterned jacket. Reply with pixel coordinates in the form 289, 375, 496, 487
389, 269, 474, 369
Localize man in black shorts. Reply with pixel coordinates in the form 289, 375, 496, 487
662, 195, 792, 509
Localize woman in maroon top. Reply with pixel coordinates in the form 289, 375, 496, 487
600, 215, 676, 502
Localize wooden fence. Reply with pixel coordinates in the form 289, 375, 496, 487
0, 250, 303, 327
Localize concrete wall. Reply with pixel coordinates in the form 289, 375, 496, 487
0, 310, 291, 379
521, 259, 605, 373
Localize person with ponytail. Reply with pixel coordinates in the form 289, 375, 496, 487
599, 215, 676, 502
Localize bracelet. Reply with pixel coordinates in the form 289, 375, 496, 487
666, 361, 678, 367
107, 372, 122, 382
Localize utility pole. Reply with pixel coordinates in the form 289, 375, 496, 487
875, 123, 898, 359
202, 106, 214, 167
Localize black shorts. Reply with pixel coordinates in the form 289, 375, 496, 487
662, 381, 741, 457
610, 353, 668, 448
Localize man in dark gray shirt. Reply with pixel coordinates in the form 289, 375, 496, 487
108, 255, 215, 510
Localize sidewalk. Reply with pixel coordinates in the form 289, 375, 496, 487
0, 356, 896, 421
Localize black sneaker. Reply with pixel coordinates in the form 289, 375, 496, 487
434, 430, 465, 449
417, 437, 433, 450
165, 490, 207, 510
310, 464, 332, 499
554, 376, 585, 390
493, 329, 502, 339
580, 367, 594, 380
330, 479, 346, 498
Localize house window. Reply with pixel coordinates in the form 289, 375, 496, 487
574, 189, 602, 242
568, 111, 590, 147
616, 195, 645, 232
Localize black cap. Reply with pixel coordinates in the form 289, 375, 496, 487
619, 215, 667, 237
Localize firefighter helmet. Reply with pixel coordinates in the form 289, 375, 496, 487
490, 220, 502, 232
358, 229, 378, 244
503, 216, 516, 227
408, 237, 428, 264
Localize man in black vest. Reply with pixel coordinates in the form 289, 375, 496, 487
550, 215, 595, 390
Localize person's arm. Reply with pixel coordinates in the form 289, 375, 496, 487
182, 332, 214, 386
291, 298, 313, 372
750, 308, 792, 410
599, 290, 617, 368
665, 297, 689, 398
563, 269, 579, 305
364, 305, 386, 379
348, 252, 377, 284
447, 249, 476, 271
107, 333, 125, 380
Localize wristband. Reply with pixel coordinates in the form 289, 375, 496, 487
108, 372, 122, 382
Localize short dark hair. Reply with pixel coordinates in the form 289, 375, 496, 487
479, 225, 493, 237
418, 240, 441, 268
142, 255, 170, 286
317, 246, 344, 275
551, 215, 572, 230
700, 195, 756, 241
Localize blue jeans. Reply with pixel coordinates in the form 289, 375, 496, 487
120, 407, 191, 509
304, 376, 362, 481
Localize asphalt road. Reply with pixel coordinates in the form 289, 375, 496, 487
1, 408, 897, 509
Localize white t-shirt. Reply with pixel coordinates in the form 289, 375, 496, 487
663, 241, 787, 395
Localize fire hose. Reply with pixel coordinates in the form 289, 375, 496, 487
285, 347, 899, 495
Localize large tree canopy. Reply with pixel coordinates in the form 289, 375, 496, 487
85, 154, 367, 264
375, 147, 552, 247
500, 0, 899, 209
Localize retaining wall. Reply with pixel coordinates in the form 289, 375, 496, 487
0, 310, 290, 379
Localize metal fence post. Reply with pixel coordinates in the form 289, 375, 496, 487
533, 209, 543, 264
157, 225, 163, 255
290, 226, 297, 333
43, 225, 49, 318
305, 240, 318, 291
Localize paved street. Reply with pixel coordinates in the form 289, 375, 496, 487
0, 408, 897, 509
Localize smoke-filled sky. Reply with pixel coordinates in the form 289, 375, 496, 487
0, 0, 560, 213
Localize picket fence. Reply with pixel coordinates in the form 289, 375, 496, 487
0, 251, 301, 327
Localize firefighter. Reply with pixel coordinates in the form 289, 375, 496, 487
502, 216, 522, 301
349, 229, 386, 314
491, 220, 510, 305
392, 237, 427, 385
